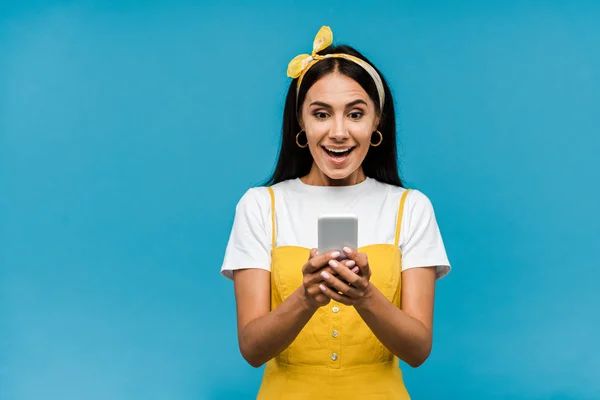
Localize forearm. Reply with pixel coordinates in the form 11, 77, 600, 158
239, 286, 317, 367
355, 285, 432, 367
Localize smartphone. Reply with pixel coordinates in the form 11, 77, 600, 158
317, 214, 358, 259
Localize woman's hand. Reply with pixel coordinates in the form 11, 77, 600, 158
302, 249, 360, 308
317, 246, 372, 306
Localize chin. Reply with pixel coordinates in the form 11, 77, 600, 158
311, 156, 363, 183
318, 165, 360, 182
324, 170, 352, 180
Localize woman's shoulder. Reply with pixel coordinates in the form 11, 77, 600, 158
269, 179, 298, 190
369, 181, 438, 218
371, 179, 430, 203
234, 179, 298, 210
233, 186, 269, 214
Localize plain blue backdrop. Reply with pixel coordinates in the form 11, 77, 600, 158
1, 1, 599, 399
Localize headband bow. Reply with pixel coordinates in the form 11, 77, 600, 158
286, 26, 385, 111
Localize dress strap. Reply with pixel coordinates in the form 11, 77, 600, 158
394, 189, 411, 247
267, 187, 276, 249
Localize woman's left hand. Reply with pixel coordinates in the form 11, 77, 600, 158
318, 246, 373, 306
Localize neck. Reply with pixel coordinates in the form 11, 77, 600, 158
301, 164, 366, 187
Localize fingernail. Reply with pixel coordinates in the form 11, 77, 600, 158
343, 247, 352, 254
352, 267, 360, 273
346, 260, 356, 267
321, 271, 330, 279
319, 284, 327, 291
328, 260, 338, 268
331, 251, 340, 258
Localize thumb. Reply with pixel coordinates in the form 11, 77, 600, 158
309, 248, 318, 260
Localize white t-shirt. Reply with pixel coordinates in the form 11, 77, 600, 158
221, 177, 451, 280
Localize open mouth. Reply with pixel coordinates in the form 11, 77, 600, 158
322, 146, 356, 163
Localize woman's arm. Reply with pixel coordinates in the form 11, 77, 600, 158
232, 249, 343, 368
354, 267, 436, 368
317, 253, 437, 368
233, 268, 317, 367
353, 190, 445, 366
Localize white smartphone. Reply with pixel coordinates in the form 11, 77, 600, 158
317, 214, 358, 259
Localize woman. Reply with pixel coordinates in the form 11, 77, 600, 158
221, 26, 451, 399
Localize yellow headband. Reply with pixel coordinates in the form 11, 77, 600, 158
287, 26, 385, 111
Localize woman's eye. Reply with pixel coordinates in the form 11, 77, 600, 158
314, 112, 329, 120
349, 112, 363, 120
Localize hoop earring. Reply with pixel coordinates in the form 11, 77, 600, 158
370, 130, 383, 147
296, 130, 308, 148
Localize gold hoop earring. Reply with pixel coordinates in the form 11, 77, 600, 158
296, 130, 308, 148
370, 130, 383, 147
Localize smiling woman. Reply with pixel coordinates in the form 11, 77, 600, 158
300, 74, 381, 183
220, 26, 451, 399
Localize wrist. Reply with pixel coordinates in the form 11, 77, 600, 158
354, 282, 376, 310
297, 286, 319, 313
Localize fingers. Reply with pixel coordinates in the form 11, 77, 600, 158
303, 249, 342, 274
328, 260, 369, 290
304, 259, 360, 285
342, 247, 367, 266
318, 283, 353, 306
304, 266, 338, 284
303, 278, 331, 305
341, 259, 360, 274
311, 251, 372, 307
343, 247, 370, 274
318, 267, 357, 298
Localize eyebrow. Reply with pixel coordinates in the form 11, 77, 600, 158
309, 99, 368, 109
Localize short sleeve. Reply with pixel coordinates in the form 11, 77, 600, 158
220, 187, 272, 280
400, 190, 451, 279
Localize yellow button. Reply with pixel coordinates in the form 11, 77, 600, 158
331, 353, 338, 361
332, 330, 339, 338
332, 306, 339, 313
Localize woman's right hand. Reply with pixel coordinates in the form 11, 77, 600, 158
302, 249, 360, 308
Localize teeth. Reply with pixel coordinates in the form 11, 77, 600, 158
326, 148, 351, 153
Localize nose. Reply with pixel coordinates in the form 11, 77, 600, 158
329, 116, 349, 141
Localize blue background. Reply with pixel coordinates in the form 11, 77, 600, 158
1, 1, 599, 399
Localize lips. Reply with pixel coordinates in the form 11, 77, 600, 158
322, 146, 355, 165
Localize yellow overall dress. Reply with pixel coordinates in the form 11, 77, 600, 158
257, 187, 412, 399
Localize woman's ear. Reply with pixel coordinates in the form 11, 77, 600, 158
373, 117, 381, 131
297, 115, 304, 131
